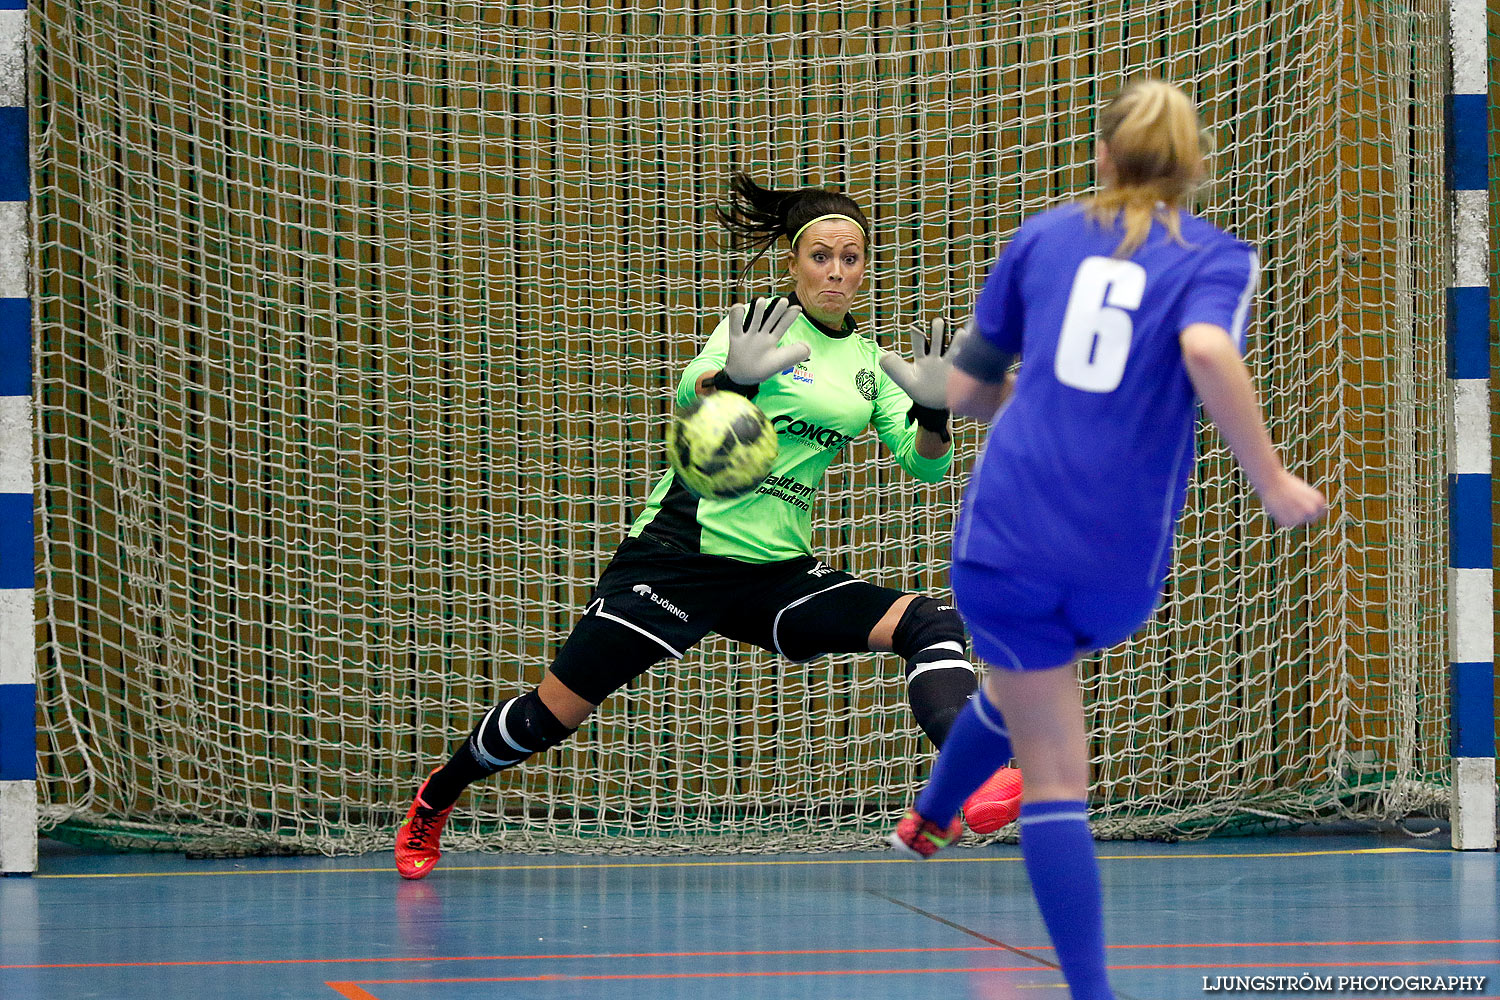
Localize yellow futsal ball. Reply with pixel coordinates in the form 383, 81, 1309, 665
667, 391, 779, 500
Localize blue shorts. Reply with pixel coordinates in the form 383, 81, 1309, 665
950, 559, 1162, 671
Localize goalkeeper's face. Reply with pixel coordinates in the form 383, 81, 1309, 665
786, 219, 867, 329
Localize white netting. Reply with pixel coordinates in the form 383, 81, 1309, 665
32, 0, 1449, 854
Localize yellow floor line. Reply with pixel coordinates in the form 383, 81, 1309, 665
35, 846, 1435, 879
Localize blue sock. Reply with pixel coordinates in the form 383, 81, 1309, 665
914, 693, 1012, 825
1019, 801, 1114, 1000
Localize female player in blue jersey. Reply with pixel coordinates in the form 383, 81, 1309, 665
888, 80, 1328, 1000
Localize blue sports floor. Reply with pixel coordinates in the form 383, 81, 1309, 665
1, 829, 1496, 1000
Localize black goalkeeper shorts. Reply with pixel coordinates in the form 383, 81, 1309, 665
548, 535, 908, 704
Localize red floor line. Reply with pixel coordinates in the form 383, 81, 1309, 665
333, 964, 1039, 986
7, 939, 1498, 971
0, 946, 994, 971
1113, 959, 1497, 972
325, 983, 381, 1000
329, 955, 1498, 988
1112, 939, 1500, 950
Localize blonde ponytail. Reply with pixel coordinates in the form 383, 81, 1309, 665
1085, 80, 1208, 257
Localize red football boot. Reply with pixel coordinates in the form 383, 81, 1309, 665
395, 770, 455, 880
888, 808, 964, 859
962, 766, 1024, 834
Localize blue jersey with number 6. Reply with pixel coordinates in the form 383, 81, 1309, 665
955, 203, 1259, 590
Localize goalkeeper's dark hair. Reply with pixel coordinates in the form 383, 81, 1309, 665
717, 172, 869, 276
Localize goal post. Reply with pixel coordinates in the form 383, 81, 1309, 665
0, 0, 33, 875
28, 0, 1468, 856
1446, 0, 1496, 851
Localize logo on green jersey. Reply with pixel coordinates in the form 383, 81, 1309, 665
855, 369, 877, 401
771, 414, 852, 450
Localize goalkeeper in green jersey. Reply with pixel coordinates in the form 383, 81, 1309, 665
394, 172, 1023, 878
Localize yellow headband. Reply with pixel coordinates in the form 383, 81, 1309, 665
790, 213, 867, 249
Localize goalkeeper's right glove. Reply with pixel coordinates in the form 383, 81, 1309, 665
718, 297, 809, 390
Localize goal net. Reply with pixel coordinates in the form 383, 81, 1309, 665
32, 0, 1450, 854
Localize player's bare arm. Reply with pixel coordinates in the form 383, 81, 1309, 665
1180, 322, 1327, 528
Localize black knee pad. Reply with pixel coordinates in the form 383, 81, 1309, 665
891, 596, 969, 665
467, 689, 574, 770
892, 597, 976, 748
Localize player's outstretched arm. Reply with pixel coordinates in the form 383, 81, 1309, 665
944, 320, 1016, 422
946, 367, 1014, 422
879, 318, 962, 460
1180, 323, 1327, 528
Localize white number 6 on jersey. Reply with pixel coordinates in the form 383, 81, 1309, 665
1053, 256, 1147, 393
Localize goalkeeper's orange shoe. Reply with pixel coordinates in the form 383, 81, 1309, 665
962, 766, 1024, 834
395, 770, 454, 880
888, 808, 964, 859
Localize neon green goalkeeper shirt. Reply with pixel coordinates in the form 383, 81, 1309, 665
628, 294, 954, 563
